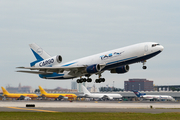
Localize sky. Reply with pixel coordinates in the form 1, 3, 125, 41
0, 0, 180, 90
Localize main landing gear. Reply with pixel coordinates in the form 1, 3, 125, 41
95, 78, 105, 83
76, 78, 92, 83
76, 74, 106, 83
95, 74, 105, 83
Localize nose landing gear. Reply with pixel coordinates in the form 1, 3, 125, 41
142, 60, 147, 69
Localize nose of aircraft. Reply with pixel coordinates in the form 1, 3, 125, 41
160, 45, 164, 51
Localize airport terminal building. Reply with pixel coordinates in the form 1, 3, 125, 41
124, 79, 153, 91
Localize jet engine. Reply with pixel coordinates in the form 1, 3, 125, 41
35, 55, 62, 67
108, 96, 113, 100
86, 64, 101, 74
110, 65, 129, 74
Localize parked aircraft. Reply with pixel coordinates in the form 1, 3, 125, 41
81, 85, 122, 100
17, 42, 163, 83
133, 90, 175, 101
1, 87, 38, 100
38, 86, 77, 101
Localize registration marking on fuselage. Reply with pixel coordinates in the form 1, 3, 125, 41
7, 107, 58, 112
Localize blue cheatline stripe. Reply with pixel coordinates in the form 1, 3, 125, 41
30, 59, 42, 67
30, 49, 44, 67
106, 56, 138, 65
61, 62, 77, 67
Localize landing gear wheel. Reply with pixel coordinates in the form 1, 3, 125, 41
82, 78, 86, 82
87, 78, 92, 82
77, 79, 80, 83
143, 66, 147, 69
101, 78, 105, 82
95, 79, 101, 83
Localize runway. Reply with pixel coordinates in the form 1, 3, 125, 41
0, 101, 180, 113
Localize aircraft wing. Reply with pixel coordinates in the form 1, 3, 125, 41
16, 66, 86, 76
17, 95, 25, 100
101, 95, 113, 100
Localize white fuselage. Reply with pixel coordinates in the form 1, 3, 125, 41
142, 95, 175, 101
86, 93, 122, 99
43, 42, 163, 79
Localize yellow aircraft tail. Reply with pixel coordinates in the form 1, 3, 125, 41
38, 86, 47, 95
1, 87, 9, 94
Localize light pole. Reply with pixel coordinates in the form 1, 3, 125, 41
139, 84, 140, 91
125, 84, 127, 91
132, 85, 134, 90
113, 81, 114, 91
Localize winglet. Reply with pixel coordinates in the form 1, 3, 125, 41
38, 86, 47, 95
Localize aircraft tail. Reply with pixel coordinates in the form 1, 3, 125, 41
81, 85, 90, 94
1, 87, 9, 95
38, 86, 47, 95
132, 90, 146, 97
29, 43, 51, 67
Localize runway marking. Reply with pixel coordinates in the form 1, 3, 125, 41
7, 107, 58, 112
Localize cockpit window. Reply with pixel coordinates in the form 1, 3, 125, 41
152, 44, 160, 47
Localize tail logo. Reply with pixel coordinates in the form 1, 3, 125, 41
37, 48, 43, 55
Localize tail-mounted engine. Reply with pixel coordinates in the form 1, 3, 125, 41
35, 55, 62, 67
110, 65, 129, 74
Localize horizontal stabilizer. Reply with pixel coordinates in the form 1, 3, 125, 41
16, 70, 53, 74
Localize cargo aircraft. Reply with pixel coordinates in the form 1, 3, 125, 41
1, 87, 38, 100
38, 86, 77, 100
17, 42, 164, 83
81, 85, 122, 100
133, 90, 175, 101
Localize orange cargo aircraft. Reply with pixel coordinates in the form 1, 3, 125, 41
1, 87, 38, 100
39, 86, 77, 100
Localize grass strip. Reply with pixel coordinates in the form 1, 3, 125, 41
0, 112, 180, 120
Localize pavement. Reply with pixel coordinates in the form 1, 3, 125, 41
0, 101, 180, 113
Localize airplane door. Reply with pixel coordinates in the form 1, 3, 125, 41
144, 45, 148, 55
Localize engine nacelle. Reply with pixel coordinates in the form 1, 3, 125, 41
35, 55, 62, 67
110, 65, 129, 74
108, 96, 113, 100
86, 64, 101, 74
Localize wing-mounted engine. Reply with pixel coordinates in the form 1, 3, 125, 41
108, 96, 113, 100
86, 64, 101, 74
57, 95, 68, 101
35, 55, 62, 67
17, 95, 25, 100
101, 95, 113, 100
110, 65, 129, 74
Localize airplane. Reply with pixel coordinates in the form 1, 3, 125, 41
38, 86, 77, 101
1, 87, 38, 100
81, 85, 122, 100
17, 42, 164, 83
133, 90, 175, 101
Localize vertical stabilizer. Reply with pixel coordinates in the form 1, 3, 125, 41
38, 86, 47, 95
29, 43, 51, 66
81, 85, 90, 94
133, 90, 146, 97
1, 87, 9, 95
